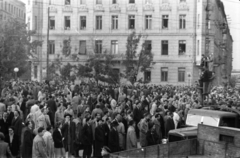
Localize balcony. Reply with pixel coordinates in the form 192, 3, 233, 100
94, 5, 104, 12
78, 5, 89, 12
62, 6, 73, 13
127, 4, 138, 12
178, 3, 189, 11
110, 4, 121, 12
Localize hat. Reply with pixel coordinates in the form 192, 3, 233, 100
64, 113, 72, 118
102, 146, 111, 153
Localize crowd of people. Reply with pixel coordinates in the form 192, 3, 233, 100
0, 80, 239, 158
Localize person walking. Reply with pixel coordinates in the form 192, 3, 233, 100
32, 127, 49, 158
126, 120, 137, 150
52, 122, 65, 158
82, 116, 93, 158
21, 121, 34, 158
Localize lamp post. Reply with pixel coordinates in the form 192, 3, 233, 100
14, 67, 19, 80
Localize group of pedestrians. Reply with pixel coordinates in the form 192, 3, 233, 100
0, 80, 239, 158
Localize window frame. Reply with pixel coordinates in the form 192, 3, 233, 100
178, 67, 185, 82
128, 15, 135, 29
161, 40, 168, 55
161, 67, 168, 82
49, 16, 55, 30
80, 16, 87, 30
95, 40, 102, 54
64, 16, 71, 30
179, 40, 186, 55
112, 15, 118, 30
145, 15, 152, 30
49, 40, 55, 55
111, 40, 118, 54
179, 14, 186, 29
162, 15, 169, 29
96, 15, 102, 30
79, 40, 87, 55
144, 71, 151, 82
129, 0, 135, 4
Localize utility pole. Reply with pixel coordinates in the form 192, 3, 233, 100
46, 3, 50, 80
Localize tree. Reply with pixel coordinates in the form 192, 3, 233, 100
60, 63, 76, 81
123, 31, 154, 84
0, 18, 35, 80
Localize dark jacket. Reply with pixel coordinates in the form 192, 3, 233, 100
21, 128, 34, 158
82, 123, 93, 145
5, 134, 19, 156
62, 121, 76, 154
146, 130, 160, 146
52, 129, 64, 148
0, 119, 9, 136
108, 128, 119, 153
11, 117, 23, 138
133, 107, 143, 123
95, 125, 105, 157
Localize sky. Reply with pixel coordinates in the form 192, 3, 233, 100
19, 0, 240, 70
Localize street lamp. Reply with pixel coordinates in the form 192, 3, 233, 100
14, 67, 19, 79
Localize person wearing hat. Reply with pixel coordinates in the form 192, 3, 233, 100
0, 132, 13, 158
62, 113, 76, 157
95, 119, 105, 157
138, 113, 150, 147
82, 116, 93, 158
101, 146, 111, 158
32, 127, 49, 158
108, 120, 119, 153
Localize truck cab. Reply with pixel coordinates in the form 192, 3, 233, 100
168, 109, 239, 142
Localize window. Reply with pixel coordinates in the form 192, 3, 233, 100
50, 16, 55, 30
145, 15, 152, 30
161, 68, 168, 82
95, 40, 102, 54
65, 0, 70, 5
144, 71, 151, 82
145, 0, 152, 4
129, 15, 135, 29
96, 0, 102, 4
161, 40, 168, 55
162, 15, 168, 29
179, 15, 186, 29
197, 14, 200, 28
5, 2, 7, 11
96, 16, 102, 30
179, 40, 186, 55
112, 15, 118, 29
178, 68, 185, 82
34, 16, 38, 30
34, 66, 38, 79
129, 0, 135, 3
219, 135, 234, 144
80, 0, 86, 4
49, 41, 55, 54
145, 40, 152, 52
64, 16, 70, 30
111, 40, 118, 54
79, 40, 87, 55
112, 0, 117, 4
80, 16, 86, 30
197, 40, 199, 56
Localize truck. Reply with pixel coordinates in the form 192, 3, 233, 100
168, 108, 240, 142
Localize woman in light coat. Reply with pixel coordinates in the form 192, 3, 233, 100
126, 120, 137, 150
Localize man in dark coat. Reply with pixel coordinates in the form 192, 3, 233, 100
103, 117, 111, 146
133, 101, 143, 138
47, 95, 57, 126
95, 119, 105, 157
164, 111, 175, 137
0, 112, 9, 136
11, 110, 23, 141
5, 126, 20, 157
82, 116, 93, 158
21, 121, 34, 158
108, 120, 119, 153
62, 114, 76, 157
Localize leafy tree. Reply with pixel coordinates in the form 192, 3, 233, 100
0, 18, 35, 80
60, 63, 76, 81
123, 31, 154, 84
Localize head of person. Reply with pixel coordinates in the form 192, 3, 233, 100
95, 113, 101, 120
97, 119, 103, 126
2, 112, 7, 119
14, 110, 20, 118
55, 121, 62, 129
38, 127, 45, 137
129, 120, 135, 128
85, 116, 91, 125
8, 126, 14, 135
46, 126, 52, 132
64, 114, 72, 123
25, 121, 33, 130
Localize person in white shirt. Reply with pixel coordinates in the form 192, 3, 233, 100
150, 99, 157, 116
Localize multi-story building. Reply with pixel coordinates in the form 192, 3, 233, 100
29, 0, 232, 86
0, 0, 25, 22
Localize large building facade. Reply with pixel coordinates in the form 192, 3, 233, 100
29, 0, 232, 86
0, 0, 25, 22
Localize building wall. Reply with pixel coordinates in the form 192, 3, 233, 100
29, 0, 232, 86
0, 0, 25, 22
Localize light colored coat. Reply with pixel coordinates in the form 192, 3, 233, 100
126, 126, 137, 150
117, 122, 125, 150
32, 134, 49, 158
43, 131, 54, 158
